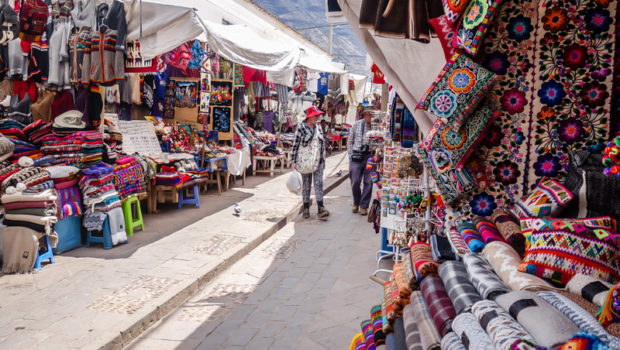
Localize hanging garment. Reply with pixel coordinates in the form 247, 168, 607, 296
106, 206, 127, 245
48, 19, 73, 89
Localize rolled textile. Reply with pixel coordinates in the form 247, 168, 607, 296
457, 221, 485, 253
473, 217, 505, 244
482, 241, 555, 291
410, 291, 441, 350
495, 291, 579, 348
1, 226, 40, 274
392, 277, 410, 312
350, 333, 367, 350
385, 334, 396, 350
394, 262, 412, 297
451, 312, 494, 350
440, 332, 465, 350
362, 320, 376, 350
463, 252, 510, 300
384, 282, 398, 323
491, 209, 525, 250
420, 276, 457, 336
471, 300, 535, 350
392, 317, 408, 350
447, 225, 470, 257
566, 274, 613, 307
438, 260, 482, 314
537, 291, 620, 349
410, 242, 439, 280
383, 293, 393, 334
403, 303, 423, 350
403, 252, 420, 291
371, 305, 386, 347
558, 291, 620, 339
430, 234, 456, 262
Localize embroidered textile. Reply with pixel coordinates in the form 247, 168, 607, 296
512, 178, 574, 218
453, 0, 503, 55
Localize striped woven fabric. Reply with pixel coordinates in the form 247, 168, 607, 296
471, 300, 535, 350
382, 292, 392, 335
370, 305, 386, 347
474, 216, 505, 244
463, 252, 510, 300
349, 332, 366, 350
410, 242, 439, 280
410, 291, 441, 350
420, 276, 456, 336
361, 320, 376, 350
438, 260, 482, 314
457, 221, 485, 253
394, 262, 413, 297
402, 252, 420, 292
440, 332, 466, 350
57, 186, 83, 218
403, 303, 423, 350
491, 209, 524, 246
447, 225, 470, 257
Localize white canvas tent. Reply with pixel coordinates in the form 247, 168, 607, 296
337, 0, 446, 134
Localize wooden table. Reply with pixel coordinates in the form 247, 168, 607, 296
252, 155, 284, 177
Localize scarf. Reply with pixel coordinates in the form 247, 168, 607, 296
457, 221, 485, 253
440, 332, 466, 350
463, 252, 510, 300
471, 300, 535, 350
482, 241, 555, 291
451, 312, 495, 350
410, 242, 439, 280
361, 320, 376, 350
1, 226, 40, 273
565, 274, 613, 307
420, 276, 456, 337
495, 291, 579, 348
430, 234, 456, 262
410, 291, 441, 350
537, 291, 620, 349
394, 262, 413, 297
403, 303, 423, 350
491, 209, 525, 251
473, 217, 505, 244
438, 260, 482, 314
371, 305, 386, 347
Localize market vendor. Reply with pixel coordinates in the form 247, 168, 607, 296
348, 105, 377, 216
291, 106, 330, 220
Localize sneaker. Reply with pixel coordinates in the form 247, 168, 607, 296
318, 207, 330, 220
360, 208, 368, 216
352, 205, 359, 213
303, 208, 310, 219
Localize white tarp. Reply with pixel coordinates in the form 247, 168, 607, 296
124, 0, 205, 59
203, 21, 301, 72
338, 0, 445, 135
299, 52, 347, 73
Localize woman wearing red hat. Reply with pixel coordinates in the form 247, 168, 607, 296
291, 106, 330, 219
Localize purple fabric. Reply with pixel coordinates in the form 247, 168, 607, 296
350, 154, 373, 209
263, 111, 274, 133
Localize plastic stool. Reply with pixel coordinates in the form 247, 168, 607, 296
178, 185, 200, 209
34, 235, 55, 270
86, 217, 113, 249
122, 196, 144, 236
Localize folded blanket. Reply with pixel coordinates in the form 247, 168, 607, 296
451, 312, 495, 350
361, 320, 376, 350
566, 274, 613, 307
473, 217, 505, 244
463, 252, 510, 300
394, 262, 413, 297
5, 207, 56, 216
495, 291, 579, 348
1, 188, 58, 204
483, 241, 555, 291
410, 291, 441, 350
440, 332, 465, 350
5, 214, 57, 226
410, 242, 440, 280
537, 291, 620, 349
2, 226, 39, 274
371, 305, 386, 347
491, 209, 525, 250
471, 300, 535, 350
403, 252, 420, 292
403, 303, 423, 350
457, 222, 485, 253
420, 276, 456, 336
438, 260, 482, 314
430, 234, 456, 262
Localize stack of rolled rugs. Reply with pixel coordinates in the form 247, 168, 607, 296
350, 212, 620, 350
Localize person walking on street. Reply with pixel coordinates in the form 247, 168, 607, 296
348, 106, 376, 215
291, 106, 330, 220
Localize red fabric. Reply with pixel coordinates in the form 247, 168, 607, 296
50, 91, 75, 120
429, 16, 456, 61
371, 63, 386, 84
242, 67, 267, 88
13, 80, 37, 101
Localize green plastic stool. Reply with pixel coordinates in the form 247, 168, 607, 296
122, 196, 144, 236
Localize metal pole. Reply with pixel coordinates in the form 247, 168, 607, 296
329, 24, 333, 55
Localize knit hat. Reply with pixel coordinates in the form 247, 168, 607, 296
19, 0, 49, 42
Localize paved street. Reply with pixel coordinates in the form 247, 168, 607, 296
129, 182, 385, 350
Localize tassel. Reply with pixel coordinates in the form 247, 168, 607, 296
597, 282, 620, 325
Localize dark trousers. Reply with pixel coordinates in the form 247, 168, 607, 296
349, 155, 373, 209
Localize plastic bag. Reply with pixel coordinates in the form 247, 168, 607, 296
286, 170, 302, 195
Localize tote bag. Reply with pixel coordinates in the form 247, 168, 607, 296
297, 127, 321, 174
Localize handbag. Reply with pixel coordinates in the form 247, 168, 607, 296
296, 127, 321, 174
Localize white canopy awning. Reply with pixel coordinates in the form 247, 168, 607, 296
299, 52, 347, 74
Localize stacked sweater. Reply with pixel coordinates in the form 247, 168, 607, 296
113, 156, 146, 199
37, 130, 104, 168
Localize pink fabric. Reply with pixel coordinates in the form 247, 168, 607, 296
2, 201, 55, 210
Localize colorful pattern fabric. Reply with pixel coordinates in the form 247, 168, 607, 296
452, 0, 502, 55
458, 221, 485, 253
519, 222, 620, 285
420, 276, 457, 336
442, 0, 470, 25
559, 332, 614, 350
370, 305, 385, 347
57, 186, 82, 218
349, 333, 366, 350
438, 260, 482, 314
418, 52, 496, 129
512, 178, 574, 218
410, 242, 440, 280
491, 209, 525, 249
474, 216, 505, 244
447, 225, 471, 257
361, 320, 376, 350
519, 216, 616, 250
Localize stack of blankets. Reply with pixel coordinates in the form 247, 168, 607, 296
80, 163, 127, 246
38, 131, 104, 168
155, 165, 192, 189
113, 156, 146, 199
23, 120, 53, 146
0, 120, 43, 161
0, 165, 59, 274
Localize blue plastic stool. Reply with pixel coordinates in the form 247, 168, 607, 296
178, 185, 200, 209
85, 217, 127, 249
34, 235, 55, 270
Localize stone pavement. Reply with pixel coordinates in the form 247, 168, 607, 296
128, 181, 387, 350
0, 152, 349, 350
